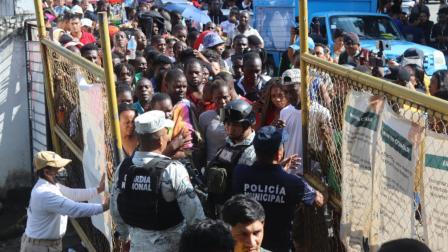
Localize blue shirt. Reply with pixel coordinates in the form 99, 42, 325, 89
133, 101, 145, 115
54, 6, 70, 16
150, 77, 159, 92
232, 162, 316, 252
393, 18, 403, 33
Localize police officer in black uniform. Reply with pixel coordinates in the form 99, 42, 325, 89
232, 126, 324, 252
110, 110, 205, 252
205, 99, 257, 217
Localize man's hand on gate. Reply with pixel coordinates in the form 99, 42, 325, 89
97, 173, 105, 194
281, 154, 301, 171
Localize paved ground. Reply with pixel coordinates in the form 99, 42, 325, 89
0, 188, 85, 251
0, 188, 29, 251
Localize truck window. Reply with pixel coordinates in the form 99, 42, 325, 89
310, 17, 328, 44
330, 15, 403, 41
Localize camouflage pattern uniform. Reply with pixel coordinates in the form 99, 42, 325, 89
110, 151, 205, 252
226, 131, 256, 166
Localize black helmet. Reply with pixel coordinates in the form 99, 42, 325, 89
222, 99, 256, 125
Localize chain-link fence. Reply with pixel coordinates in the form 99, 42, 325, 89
300, 53, 448, 251
32, 1, 120, 250
41, 39, 118, 251
25, 20, 48, 156
45, 43, 116, 178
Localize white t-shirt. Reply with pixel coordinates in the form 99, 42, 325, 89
226, 26, 264, 47
280, 104, 303, 174
220, 20, 236, 36
25, 179, 103, 239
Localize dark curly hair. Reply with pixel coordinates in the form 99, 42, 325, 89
179, 219, 234, 252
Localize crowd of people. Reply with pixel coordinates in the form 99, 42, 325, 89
379, 0, 448, 50
22, 0, 448, 251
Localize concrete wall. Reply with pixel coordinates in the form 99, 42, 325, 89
0, 33, 32, 196
0, 0, 36, 196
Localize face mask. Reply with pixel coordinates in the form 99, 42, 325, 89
55, 169, 68, 184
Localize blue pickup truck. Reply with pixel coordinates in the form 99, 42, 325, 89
309, 11, 446, 75
253, 0, 447, 75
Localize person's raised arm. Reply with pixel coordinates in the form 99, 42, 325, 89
58, 173, 106, 202
41, 190, 108, 218
295, 177, 324, 207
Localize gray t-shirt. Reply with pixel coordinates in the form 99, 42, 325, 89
199, 110, 227, 162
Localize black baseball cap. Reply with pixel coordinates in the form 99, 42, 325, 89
343, 32, 360, 45
254, 126, 288, 156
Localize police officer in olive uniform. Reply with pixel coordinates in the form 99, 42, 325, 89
110, 110, 205, 252
232, 126, 324, 252
205, 99, 257, 217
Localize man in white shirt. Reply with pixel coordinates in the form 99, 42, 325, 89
110, 110, 205, 252
226, 11, 263, 47
21, 151, 109, 252
279, 69, 304, 174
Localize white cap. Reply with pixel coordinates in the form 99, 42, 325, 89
281, 68, 301, 85
81, 18, 93, 28
71, 5, 83, 15
135, 110, 174, 134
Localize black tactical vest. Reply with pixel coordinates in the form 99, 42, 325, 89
206, 143, 251, 204
117, 156, 184, 230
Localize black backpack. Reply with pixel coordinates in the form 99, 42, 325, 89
205, 144, 250, 195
